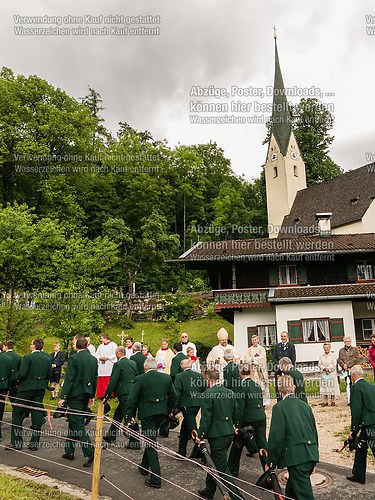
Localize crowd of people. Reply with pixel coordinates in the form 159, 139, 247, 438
0, 329, 374, 498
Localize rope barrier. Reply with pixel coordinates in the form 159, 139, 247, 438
104, 446, 207, 499
101, 475, 135, 500
104, 416, 276, 499
105, 415, 292, 500
1, 397, 292, 500
0, 442, 93, 476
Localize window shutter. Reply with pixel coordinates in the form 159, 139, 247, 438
247, 326, 257, 347
347, 262, 357, 282
329, 318, 344, 342
354, 319, 362, 343
297, 264, 307, 285
287, 320, 302, 344
269, 266, 279, 286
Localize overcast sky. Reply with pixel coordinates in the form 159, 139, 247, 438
1, 0, 375, 180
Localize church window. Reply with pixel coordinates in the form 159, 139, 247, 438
273, 166, 278, 178
294, 165, 298, 177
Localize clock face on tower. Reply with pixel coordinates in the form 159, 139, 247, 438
291, 151, 297, 160
271, 152, 277, 161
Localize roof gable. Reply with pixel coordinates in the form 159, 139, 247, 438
281, 163, 375, 236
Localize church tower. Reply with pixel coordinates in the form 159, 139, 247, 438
265, 34, 307, 238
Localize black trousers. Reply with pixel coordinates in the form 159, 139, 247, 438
11, 389, 45, 448
352, 425, 375, 483
178, 406, 199, 456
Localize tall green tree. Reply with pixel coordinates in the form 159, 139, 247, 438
291, 98, 343, 185
103, 213, 179, 318
0, 204, 65, 338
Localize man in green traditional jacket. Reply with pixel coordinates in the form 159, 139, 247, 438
228, 363, 268, 477
103, 345, 139, 447
174, 358, 206, 456
0, 343, 12, 439
126, 356, 177, 489
197, 369, 243, 500
223, 348, 241, 391
267, 375, 318, 500
346, 365, 375, 484
9, 338, 52, 450
3, 341, 21, 405
170, 342, 188, 383
130, 342, 147, 374
58, 337, 98, 466
279, 357, 308, 403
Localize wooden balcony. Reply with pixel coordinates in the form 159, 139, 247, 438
213, 288, 270, 311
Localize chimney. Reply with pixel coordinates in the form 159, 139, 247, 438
315, 213, 332, 237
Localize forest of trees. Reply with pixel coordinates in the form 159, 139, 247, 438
0, 67, 342, 343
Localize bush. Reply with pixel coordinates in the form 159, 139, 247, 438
206, 304, 217, 319
119, 318, 135, 330
163, 292, 196, 322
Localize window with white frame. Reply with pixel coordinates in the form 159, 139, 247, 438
279, 265, 297, 285
357, 261, 374, 280
302, 318, 330, 342
258, 325, 276, 347
362, 319, 375, 340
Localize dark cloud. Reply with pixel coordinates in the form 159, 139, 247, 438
1, 0, 374, 177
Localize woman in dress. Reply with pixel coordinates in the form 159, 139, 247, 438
318, 342, 340, 406
155, 339, 174, 374
245, 335, 270, 405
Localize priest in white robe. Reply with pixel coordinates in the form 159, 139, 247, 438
96, 333, 117, 397
206, 327, 240, 379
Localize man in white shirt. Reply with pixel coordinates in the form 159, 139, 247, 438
96, 334, 117, 397
180, 332, 197, 356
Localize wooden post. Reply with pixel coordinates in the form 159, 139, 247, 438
91, 400, 104, 500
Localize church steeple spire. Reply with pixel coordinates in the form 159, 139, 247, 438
271, 37, 292, 156
264, 33, 307, 238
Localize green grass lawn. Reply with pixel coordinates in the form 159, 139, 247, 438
102, 316, 234, 355
14, 316, 234, 357
0, 473, 78, 500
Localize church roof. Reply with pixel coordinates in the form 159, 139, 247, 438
270, 39, 293, 156
281, 163, 375, 236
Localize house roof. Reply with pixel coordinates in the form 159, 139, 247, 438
272, 282, 375, 301
281, 163, 375, 236
176, 233, 375, 262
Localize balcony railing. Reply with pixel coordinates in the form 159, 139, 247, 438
213, 288, 270, 307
